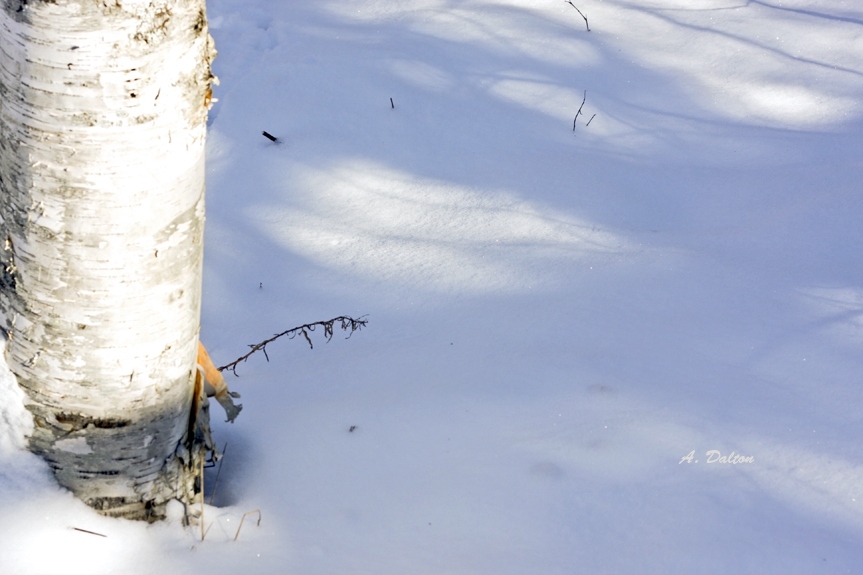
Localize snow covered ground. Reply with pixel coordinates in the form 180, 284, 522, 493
3, 0, 863, 573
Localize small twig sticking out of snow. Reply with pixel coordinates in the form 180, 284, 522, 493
234, 510, 262, 542
209, 442, 228, 505
586, 113, 596, 127
261, 131, 278, 142
565, 1, 590, 31
72, 527, 107, 537
390, 97, 395, 109
200, 456, 206, 541
573, 90, 587, 132
218, 315, 369, 376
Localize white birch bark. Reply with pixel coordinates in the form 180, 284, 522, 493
0, 0, 217, 519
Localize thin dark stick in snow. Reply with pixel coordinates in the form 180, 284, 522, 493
565, 1, 590, 31
390, 97, 395, 109
209, 442, 228, 505
73, 527, 107, 537
261, 131, 278, 142
218, 315, 369, 376
200, 456, 206, 542
586, 113, 596, 126
573, 90, 586, 132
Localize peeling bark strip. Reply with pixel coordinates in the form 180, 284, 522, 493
0, 0, 218, 520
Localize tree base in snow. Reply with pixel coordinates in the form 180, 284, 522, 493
0, 0, 216, 521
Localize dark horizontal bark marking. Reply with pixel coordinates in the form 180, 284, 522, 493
55, 412, 130, 430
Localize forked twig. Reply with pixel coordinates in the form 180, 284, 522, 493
234, 510, 262, 541
565, 1, 590, 31
218, 315, 369, 376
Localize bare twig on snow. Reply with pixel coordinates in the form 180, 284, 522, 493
72, 527, 107, 537
209, 442, 228, 505
565, 1, 590, 31
234, 510, 262, 542
573, 90, 587, 132
218, 315, 369, 376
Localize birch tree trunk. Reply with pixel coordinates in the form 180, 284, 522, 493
0, 0, 217, 520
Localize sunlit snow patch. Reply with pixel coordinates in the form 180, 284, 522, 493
0, 343, 34, 456
250, 160, 630, 294
739, 437, 863, 534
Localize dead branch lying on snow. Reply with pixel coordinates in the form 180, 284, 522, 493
217, 315, 368, 375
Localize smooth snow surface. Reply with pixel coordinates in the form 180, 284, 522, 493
3, 0, 863, 573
